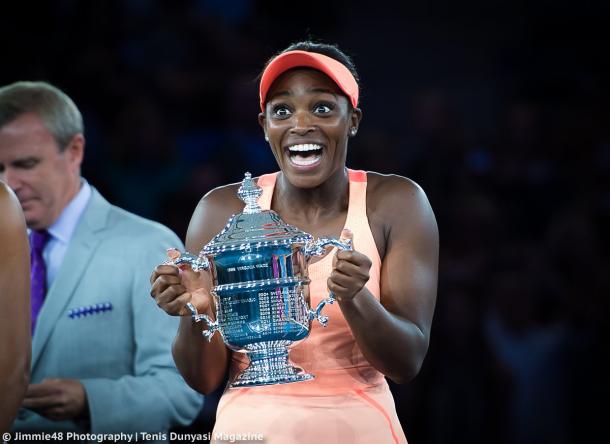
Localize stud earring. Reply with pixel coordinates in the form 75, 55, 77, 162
265, 135, 269, 142
350, 128, 357, 137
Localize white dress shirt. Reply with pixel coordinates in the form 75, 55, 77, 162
42, 179, 92, 288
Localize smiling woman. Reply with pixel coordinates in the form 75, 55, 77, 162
258, 45, 361, 191
260, 68, 359, 190
150, 41, 439, 444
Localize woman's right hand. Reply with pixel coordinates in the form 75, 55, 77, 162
149, 263, 212, 316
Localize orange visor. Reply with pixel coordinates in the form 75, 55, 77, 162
259, 50, 359, 111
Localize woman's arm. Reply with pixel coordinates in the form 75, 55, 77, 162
328, 174, 439, 383
151, 184, 244, 395
0, 182, 31, 432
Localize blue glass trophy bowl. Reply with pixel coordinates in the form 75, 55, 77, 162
166, 173, 351, 388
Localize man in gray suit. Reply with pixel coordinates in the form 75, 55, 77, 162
0, 81, 202, 438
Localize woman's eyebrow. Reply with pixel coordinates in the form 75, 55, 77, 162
268, 88, 338, 102
269, 90, 291, 99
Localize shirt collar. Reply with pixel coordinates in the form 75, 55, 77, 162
47, 179, 92, 245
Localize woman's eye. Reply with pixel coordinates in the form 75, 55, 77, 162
272, 106, 292, 117
314, 104, 332, 114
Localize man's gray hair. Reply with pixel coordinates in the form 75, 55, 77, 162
0, 81, 84, 151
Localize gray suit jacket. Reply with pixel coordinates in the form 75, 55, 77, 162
12, 188, 202, 437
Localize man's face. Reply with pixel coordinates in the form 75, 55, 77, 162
0, 112, 83, 230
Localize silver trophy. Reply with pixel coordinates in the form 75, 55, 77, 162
166, 172, 351, 388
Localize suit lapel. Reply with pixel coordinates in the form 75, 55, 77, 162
31, 188, 110, 372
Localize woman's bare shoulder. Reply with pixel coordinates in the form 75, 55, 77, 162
365, 171, 437, 238
366, 171, 422, 190
0, 181, 26, 231
0, 181, 15, 205
185, 177, 263, 250
198, 181, 244, 210
366, 171, 429, 212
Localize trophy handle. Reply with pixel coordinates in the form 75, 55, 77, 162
304, 237, 352, 259
164, 248, 217, 340
186, 302, 219, 341
309, 295, 334, 327
305, 237, 353, 327
165, 248, 211, 272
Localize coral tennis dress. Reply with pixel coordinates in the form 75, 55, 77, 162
211, 169, 407, 444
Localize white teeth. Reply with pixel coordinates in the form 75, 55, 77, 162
291, 155, 321, 166
287, 143, 323, 167
288, 144, 322, 152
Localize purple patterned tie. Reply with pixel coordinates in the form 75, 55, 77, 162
30, 230, 50, 333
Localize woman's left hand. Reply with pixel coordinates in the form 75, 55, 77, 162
328, 229, 372, 302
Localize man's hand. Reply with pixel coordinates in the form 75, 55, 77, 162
23, 379, 88, 421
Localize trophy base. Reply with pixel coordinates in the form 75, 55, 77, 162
230, 341, 314, 388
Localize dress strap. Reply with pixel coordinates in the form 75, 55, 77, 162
344, 169, 382, 299
347, 169, 367, 183
345, 169, 368, 232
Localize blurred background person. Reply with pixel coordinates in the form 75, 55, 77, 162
0, 182, 30, 434
0, 81, 202, 441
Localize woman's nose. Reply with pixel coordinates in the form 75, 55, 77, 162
289, 111, 314, 135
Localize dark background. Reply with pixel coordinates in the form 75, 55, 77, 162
3, 1, 609, 443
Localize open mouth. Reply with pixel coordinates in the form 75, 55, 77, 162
287, 144, 323, 167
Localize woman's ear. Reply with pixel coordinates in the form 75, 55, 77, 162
349, 107, 363, 137
258, 112, 269, 142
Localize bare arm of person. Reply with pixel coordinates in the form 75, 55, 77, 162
150, 184, 244, 395
0, 182, 31, 432
328, 174, 439, 383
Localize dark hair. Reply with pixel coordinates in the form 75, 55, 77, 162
263, 41, 361, 88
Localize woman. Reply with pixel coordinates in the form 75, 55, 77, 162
151, 41, 439, 443
0, 181, 31, 433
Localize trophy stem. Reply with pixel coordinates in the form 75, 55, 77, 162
229, 341, 314, 388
